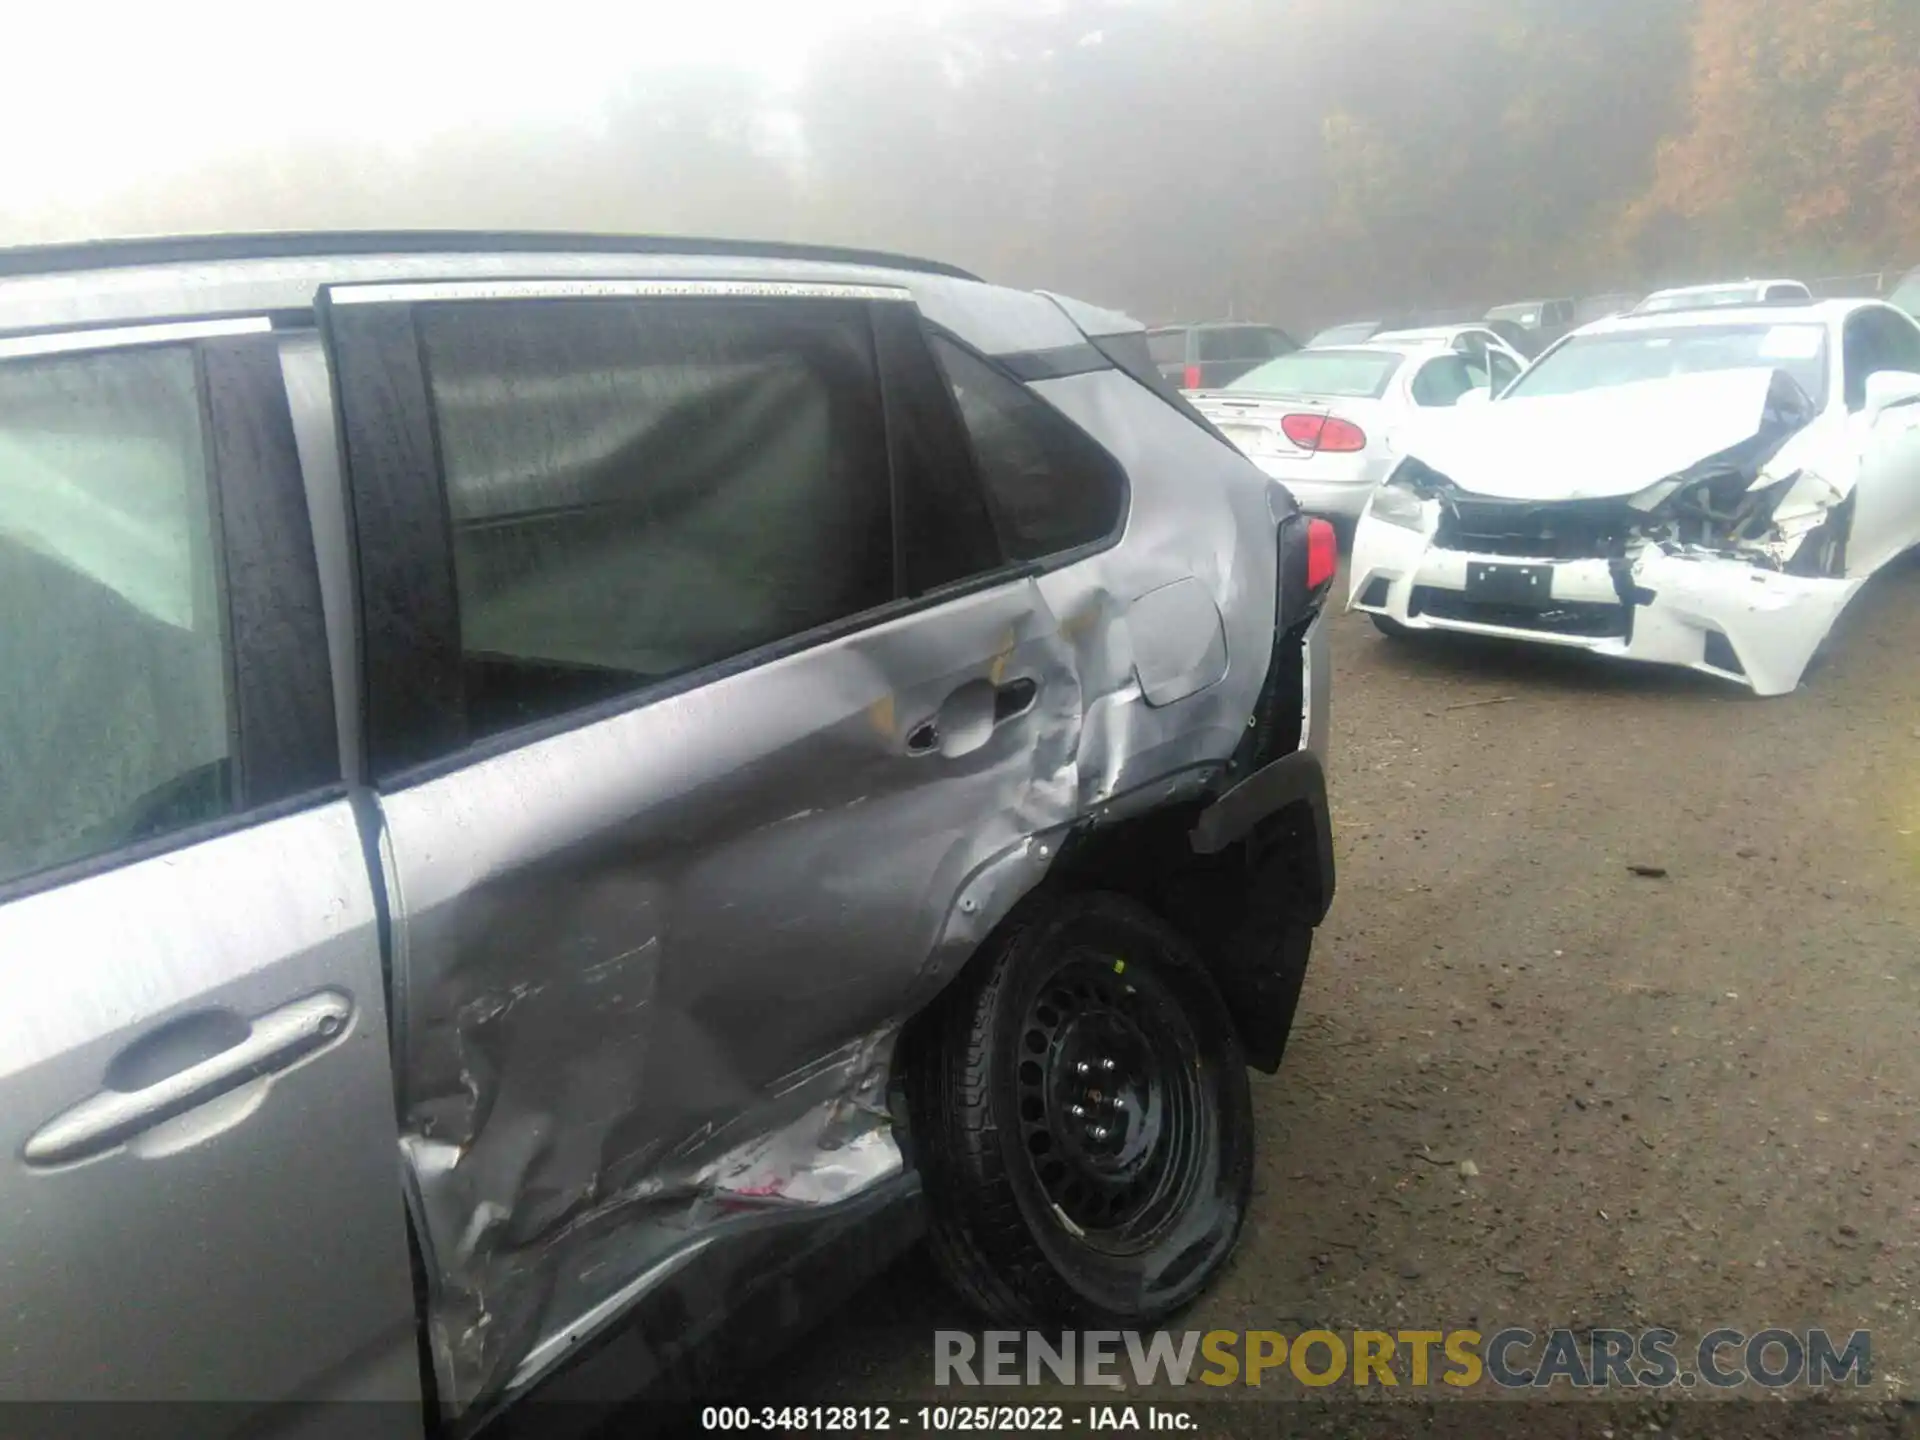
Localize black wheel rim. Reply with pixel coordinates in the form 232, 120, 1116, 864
1013, 948, 1210, 1252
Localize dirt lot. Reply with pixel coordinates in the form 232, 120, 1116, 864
745, 557, 1920, 1434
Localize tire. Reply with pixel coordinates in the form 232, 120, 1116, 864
907, 892, 1254, 1326
1371, 614, 1413, 639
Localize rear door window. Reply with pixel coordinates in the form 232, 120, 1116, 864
928, 336, 1126, 563
416, 298, 896, 742
1197, 327, 1273, 362
1411, 356, 1477, 407
1147, 330, 1189, 366
0, 346, 232, 886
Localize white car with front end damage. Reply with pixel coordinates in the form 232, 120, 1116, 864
1187, 329, 1527, 520
1348, 300, 1920, 694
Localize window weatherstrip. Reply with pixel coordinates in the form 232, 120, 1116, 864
328, 279, 917, 306
0, 315, 270, 360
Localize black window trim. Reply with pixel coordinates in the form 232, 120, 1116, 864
0, 316, 345, 905
920, 321, 1134, 574
328, 283, 1095, 792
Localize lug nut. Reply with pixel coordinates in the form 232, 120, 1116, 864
1069, 1104, 1088, 1119
1101, 1058, 1117, 1073
1075, 1060, 1092, 1076
1090, 1126, 1111, 1142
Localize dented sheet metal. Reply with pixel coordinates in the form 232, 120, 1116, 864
380, 304, 1284, 1414
1348, 361, 1885, 695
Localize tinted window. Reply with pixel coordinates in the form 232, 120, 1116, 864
1411, 355, 1478, 406
0, 346, 233, 887
1147, 330, 1189, 365
1489, 348, 1522, 391
417, 299, 894, 740
1228, 348, 1403, 398
872, 308, 1005, 595
1197, 327, 1273, 362
1504, 322, 1829, 406
1842, 309, 1920, 411
929, 337, 1125, 563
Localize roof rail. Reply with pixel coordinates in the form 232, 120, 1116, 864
0, 230, 982, 283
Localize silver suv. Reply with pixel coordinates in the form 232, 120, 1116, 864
0, 233, 1336, 1433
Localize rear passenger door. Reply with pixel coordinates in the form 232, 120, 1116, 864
320, 278, 1120, 1414
0, 321, 421, 1425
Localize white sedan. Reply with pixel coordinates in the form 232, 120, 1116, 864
1348, 299, 1920, 694
1188, 327, 1527, 520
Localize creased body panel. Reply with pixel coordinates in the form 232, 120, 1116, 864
1028, 370, 1282, 804
384, 580, 1081, 1410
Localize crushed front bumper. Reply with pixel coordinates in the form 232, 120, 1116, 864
1347, 515, 1864, 696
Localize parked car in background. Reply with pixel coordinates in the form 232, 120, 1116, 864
1632, 279, 1811, 314
1481, 317, 1547, 358
1892, 263, 1920, 320
1306, 310, 1486, 348
1147, 321, 1299, 390
1349, 298, 1920, 695
0, 232, 1339, 1434
1485, 298, 1576, 352
1188, 327, 1526, 520
1370, 324, 1529, 376
1305, 319, 1392, 347
1574, 292, 1642, 325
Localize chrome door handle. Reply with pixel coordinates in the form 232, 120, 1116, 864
23, 991, 353, 1167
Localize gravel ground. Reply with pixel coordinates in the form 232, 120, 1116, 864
739, 559, 1920, 1437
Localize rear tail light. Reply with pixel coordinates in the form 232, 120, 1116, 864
1279, 413, 1324, 448
1279, 413, 1368, 453
1183, 363, 1202, 390
1306, 518, 1338, 591
1317, 417, 1367, 452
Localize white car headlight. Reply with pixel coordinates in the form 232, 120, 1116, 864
1367, 463, 1439, 530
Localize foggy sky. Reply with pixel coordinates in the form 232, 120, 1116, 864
2, 0, 1897, 331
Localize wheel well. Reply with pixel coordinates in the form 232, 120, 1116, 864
899, 796, 1324, 1085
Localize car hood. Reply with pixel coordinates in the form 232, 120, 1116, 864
1402, 369, 1807, 501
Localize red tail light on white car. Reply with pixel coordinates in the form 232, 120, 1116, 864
1280, 413, 1367, 453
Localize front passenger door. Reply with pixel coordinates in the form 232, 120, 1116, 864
0, 322, 420, 1429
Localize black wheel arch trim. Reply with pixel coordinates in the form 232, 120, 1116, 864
1189, 748, 1334, 924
